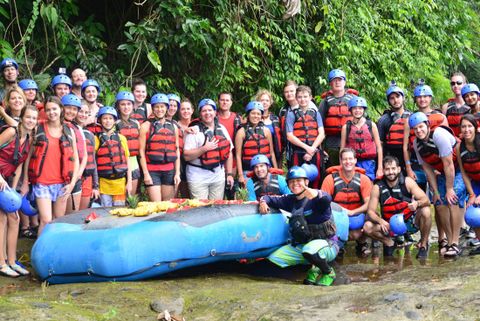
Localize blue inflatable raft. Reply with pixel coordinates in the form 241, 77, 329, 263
31, 203, 349, 284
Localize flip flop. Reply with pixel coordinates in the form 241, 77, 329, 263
9, 263, 30, 276
0, 264, 20, 278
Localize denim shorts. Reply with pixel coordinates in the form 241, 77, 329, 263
429, 171, 466, 207
33, 183, 65, 202
132, 168, 141, 180
150, 170, 174, 186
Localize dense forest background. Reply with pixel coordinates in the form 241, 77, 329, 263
1, 0, 479, 118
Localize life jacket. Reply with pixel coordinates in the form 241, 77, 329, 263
241, 123, 271, 169
28, 123, 75, 184
96, 132, 128, 179
252, 174, 281, 200
68, 122, 85, 164
326, 166, 365, 210
116, 119, 140, 157
85, 122, 103, 135
384, 110, 411, 150
408, 110, 448, 149
0, 127, 30, 177
445, 102, 470, 137
322, 88, 358, 136
131, 104, 148, 124
268, 114, 283, 161
145, 119, 177, 164
460, 140, 480, 181
292, 107, 319, 148
278, 105, 290, 148
193, 120, 230, 170
83, 129, 96, 177
345, 119, 376, 160
415, 126, 458, 173
376, 174, 413, 221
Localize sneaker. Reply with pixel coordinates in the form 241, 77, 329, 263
0, 264, 19, 278
404, 234, 415, 246
416, 244, 429, 259
9, 263, 30, 276
315, 269, 336, 286
303, 267, 320, 285
468, 238, 480, 247
383, 244, 395, 257
355, 241, 371, 257
460, 227, 475, 239
467, 228, 476, 239
469, 246, 480, 256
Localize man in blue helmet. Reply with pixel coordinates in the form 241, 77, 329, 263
259, 166, 341, 286
0, 58, 19, 101
246, 154, 290, 201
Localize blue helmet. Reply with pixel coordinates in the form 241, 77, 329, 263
151, 93, 169, 106
18, 79, 38, 91
51, 74, 72, 88
413, 84, 434, 98
408, 112, 429, 128
348, 96, 368, 110
115, 91, 135, 103
301, 163, 319, 182
20, 195, 37, 217
198, 98, 217, 111
461, 83, 480, 98
465, 206, 480, 228
168, 93, 181, 107
245, 101, 264, 114
349, 213, 365, 230
0, 58, 18, 71
386, 82, 404, 99
61, 94, 82, 109
81, 79, 101, 94
328, 69, 346, 82
286, 166, 308, 181
0, 188, 22, 213
250, 154, 271, 170
389, 214, 407, 236
97, 106, 118, 120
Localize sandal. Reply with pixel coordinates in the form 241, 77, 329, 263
9, 263, 30, 276
19, 228, 35, 239
438, 238, 448, 255
0, 264, 19, 278
444, 243, 463, 258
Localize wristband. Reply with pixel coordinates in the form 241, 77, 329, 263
227, 173, 234, 177
405, 160, 411, 165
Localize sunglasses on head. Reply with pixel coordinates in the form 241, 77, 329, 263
450, 81, 463, 86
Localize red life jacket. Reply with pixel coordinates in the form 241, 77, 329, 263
460, 140, 480, 181
376, 174, 413, 221
292, 107, 319, 148
68, 122, 85, 164
131, 104, 148, 124
0, 127, 30, 177
117, 119, 140, 157
322, 88, 358, 136
28, 124, 75, 184
85, 122, 103, 135
326, 166, 365, 210
415, 126, 458, 173
145, 119, 177, 165
345, 119, 376, 160
196, 120, 230, 170
83, 129, 96, 177
241, 123, 271, 169
408, 110, 448, 150
385, 110, 411, 150
96, 132, 128, 179
268, 114, 283, 162
252, 174, 281, 201
445, 102, 470, 137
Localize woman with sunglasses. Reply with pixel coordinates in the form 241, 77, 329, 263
442, 72, 469, 137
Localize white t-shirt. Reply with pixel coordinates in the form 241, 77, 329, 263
184, 123, 233, 183
414, 126, 456, 165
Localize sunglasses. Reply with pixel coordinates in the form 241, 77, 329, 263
450, 81, 463, 86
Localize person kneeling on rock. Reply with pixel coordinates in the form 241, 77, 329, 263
258, 166, 341, 286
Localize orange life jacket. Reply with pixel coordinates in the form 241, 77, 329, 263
196, 120, 230, 170
345, 119, 376, 160
131, 104, 148, 124
376, 174, 413, 221
83, 129, 96, 177
292, 107, 319, 148
384, 110, 411, 150
408, 110, 448, 149
241, 123, 271, 169
415, 126, 458, 173
326, 166, 365, 210
445, 102, 470, 137
322, 88, 358, 136
0, 127, 30, 177
117, 119, 140, 157
460, 140, 480, 181
28, 124, 75, 184
96, 132, 128, 179
85, 122, 102, 135
145, 119, 177, 164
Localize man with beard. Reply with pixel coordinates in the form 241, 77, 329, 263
377, 82, 411, 169
246, 154, 290, 201
0, 58, 19, 101
364, 156, 431, 259
71, 68, 87, 98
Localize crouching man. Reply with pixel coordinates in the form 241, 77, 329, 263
259, 166, 341, 286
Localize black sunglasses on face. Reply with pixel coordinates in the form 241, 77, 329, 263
450, 81, 463, 86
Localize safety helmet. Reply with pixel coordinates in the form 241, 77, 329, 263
61, 94, 82, 109
286, 166, 308, 181
0, 188, 22, 213
81, 79, 101, 94
348, 96, 368, 110
20, 195, 37, 217
389, 214, 407, 236
301, 163, 319, 182
408, 112, 429, 128
0, 58, 18, 71
349, 213, 365, 230
167, 93, 181, 106
198, 98, 217, 111
97, 106, 118, 120
115, 91, 135, 103
151, 93, 170, 106
328, 69, 346, 82
413, 84, 434, 98
51, 74, 72, 88
245, 101, 264, 114
250, 154, 271, 170
465, 206, 480, 228
18, 79, 38, 91
461, 83, 480, 98
386, 82, 404, 99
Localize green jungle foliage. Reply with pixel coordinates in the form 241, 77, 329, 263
1, 0, 479, 119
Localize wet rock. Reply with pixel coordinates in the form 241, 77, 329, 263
384, 292, 407, 303
31, 302, 52, 309
405, 310, 422, 320
150, 297, 184, 314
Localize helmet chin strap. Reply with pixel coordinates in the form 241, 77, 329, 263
294, 188, 306, 197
